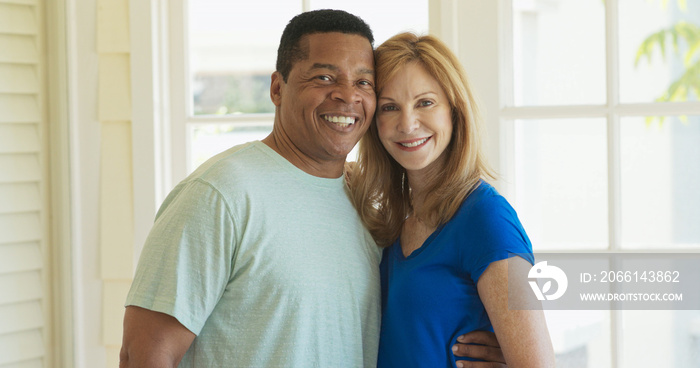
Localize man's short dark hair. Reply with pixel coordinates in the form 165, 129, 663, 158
276, 9, 374, 82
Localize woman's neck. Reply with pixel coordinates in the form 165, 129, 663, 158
405, 157, 447, 213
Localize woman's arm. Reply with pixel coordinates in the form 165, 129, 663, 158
476, 257, 556, 368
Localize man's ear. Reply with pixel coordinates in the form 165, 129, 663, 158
270, 71, 283, 107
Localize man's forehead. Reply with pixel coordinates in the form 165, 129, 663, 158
304, 32, 373, 53
302, 34, 374, 66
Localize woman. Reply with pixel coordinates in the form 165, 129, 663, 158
349, 33, 555, 367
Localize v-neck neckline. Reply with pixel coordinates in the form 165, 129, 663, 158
395, 223, 446, 260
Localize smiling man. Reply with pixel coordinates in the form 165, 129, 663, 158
119, 9, 504, 368
264, 30, 376, 177
120, 10, 381, 368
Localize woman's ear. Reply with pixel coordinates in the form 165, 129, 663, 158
270, 71, 283, 107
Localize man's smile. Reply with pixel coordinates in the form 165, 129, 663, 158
322, 114, 358, 128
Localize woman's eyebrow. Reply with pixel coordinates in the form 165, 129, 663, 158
378, 92, 436, 101
414, 91, 437, 99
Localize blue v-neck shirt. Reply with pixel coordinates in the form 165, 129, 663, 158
377, 181, 534, 367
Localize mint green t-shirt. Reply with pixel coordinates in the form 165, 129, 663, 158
125, 141, 381, 367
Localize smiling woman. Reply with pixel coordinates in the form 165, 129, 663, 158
376, 61, 453, 176
349, 32, 556, 368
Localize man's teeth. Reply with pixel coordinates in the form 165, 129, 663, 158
324, 115, 356, 127
400, 138, 428, 147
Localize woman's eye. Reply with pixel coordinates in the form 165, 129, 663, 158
419, 100, 434, 107
381, 105, 398, 111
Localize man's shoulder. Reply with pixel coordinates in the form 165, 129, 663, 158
186, 141, 274, 187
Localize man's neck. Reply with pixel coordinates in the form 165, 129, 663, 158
261, 134, 346, 179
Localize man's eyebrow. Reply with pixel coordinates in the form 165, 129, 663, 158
309, 63, 374, 76
358, 67, 375, 76
310, 63, 338, 71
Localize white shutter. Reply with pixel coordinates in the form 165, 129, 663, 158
0, 0, 48, 367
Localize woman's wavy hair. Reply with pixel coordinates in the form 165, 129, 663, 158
349, 32, 494, 247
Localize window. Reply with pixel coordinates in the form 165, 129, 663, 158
503, 0, 700, 366
174, 0, 429, 177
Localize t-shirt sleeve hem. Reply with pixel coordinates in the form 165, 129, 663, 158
472, 250, 535, 283
125, 295, 203, 336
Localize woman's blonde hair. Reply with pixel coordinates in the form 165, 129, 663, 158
350, 32, 494, 247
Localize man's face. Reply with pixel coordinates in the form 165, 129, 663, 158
271, 32, 376, 163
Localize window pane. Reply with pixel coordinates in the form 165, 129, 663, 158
188, 1, 302, 115
514, 119, 608, 250
546, 310, 611, 368
621, 116, 700, 249
621, 310, 700, 367
189, 123, 272, 171
309, 0, 429, 44
511, 0, 606, 106
618, 0, 700, 104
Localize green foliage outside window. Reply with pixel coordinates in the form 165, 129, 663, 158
634, 0, 700, 123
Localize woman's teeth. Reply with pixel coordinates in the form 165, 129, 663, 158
400, 138, 428, 147
324, 115, 356, 127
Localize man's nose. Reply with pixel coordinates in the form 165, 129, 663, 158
330, 82, 362, 104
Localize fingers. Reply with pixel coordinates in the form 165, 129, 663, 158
454, 360, 507, 368
452, 343, 506, 363
456, 330, 499, 347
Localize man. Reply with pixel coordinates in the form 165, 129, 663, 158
120, 9, 506, 367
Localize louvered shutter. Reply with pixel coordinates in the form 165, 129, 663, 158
0, 1, 49, 367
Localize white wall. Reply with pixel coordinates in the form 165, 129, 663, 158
70, 0, 134, 366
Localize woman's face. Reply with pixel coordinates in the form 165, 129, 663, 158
376, 62, 453, 179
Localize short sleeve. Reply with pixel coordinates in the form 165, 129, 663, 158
125, 179, 237, 335
460, 194, 535, 283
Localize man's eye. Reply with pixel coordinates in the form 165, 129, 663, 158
358, 80, 373, 87
317, 75, 331, 81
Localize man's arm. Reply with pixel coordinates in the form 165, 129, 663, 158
119, 306, 196, 368
451, 330, 506, 368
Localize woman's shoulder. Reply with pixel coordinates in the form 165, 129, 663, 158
449, 181, 533, 270
456, 180, 514, 219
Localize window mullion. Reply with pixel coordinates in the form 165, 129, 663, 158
170, 0, 188, 185
605, 0, 623, 366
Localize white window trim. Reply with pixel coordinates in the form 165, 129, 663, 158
130, 0, 174, 257
46, 0, 76, 366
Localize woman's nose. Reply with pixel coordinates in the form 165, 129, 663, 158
397, 110, 419, 134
